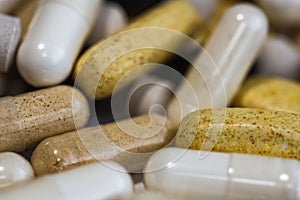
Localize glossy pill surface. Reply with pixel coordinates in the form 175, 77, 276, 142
17, 0, 101, 87
0, 86, 89, 152
176, 108, 300, 160
0, 152, 34, 189
167, 3, 268, 127
144, 147, 300, 200
32, 114, 175, 176
74, 0, 201, 99
233, 76, 300, 113
0, 162, 133, 200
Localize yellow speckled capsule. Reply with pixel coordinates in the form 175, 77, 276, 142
176, 108, 300, 160
233, 76, 300, 113
73, 0, 202, 99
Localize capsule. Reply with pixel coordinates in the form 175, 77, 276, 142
0, 14, 21, 73
255, 34, 300, 80
254, 0, 300, 29
0, 161, 133, 200
0, 85, 90, 152
144, 147, 300, 200
74, 0, 202, 99
17, 0, 101, 87
86, 1, 128, 46
233, 76, 300, 113
167, 4, 268, 127
0, 152, 34, 189
176, 108, 300, 160
32, 114, 175, 176
0, 0, 23, 13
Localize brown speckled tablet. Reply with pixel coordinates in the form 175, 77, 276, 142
31, 114, 175, 176
232, 76, 300, 113
0, 86, 90, 152
176, 108, 300, 160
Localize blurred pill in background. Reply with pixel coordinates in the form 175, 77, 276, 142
255, 34, 300, 80
0, 152, 34, 190
0, 13, 21, 73
86, 1, 128, 47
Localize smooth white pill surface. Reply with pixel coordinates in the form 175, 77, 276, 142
0, 0, 23, 13
144, 148, 300, 200
167, 3, 268, 126
0, 152, 34, 189
87, 1, 128, 46
17, 0, 101, 87
0, 161, 133, 200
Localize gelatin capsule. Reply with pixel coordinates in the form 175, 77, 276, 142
17, 0, 101, 87
0, 85, 90, 152
175, 108, 300, 160
255, 34, 300, 80
233, 76, 300, 113
74, 0, 202, 99
0, 152, 34, 189
31, 114, 175, 176
0, 162, 133, 200
0, 13, 21, 73
167, 3, 268, 127
144, 147, 300, 200
86, 1, 128, 46
0, 0, 23, 13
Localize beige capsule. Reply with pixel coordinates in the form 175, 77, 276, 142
31, 114, 175, 176
73, 0, 202, 99
176, 108, 300, 160
233, 76, 300, 113
0, 86, 90, 152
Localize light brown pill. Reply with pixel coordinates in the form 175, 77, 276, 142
176, 108, 300, 160
0, 86, 89, 152
73, 0, 201, 99
31, 114, 175, 176
233, 76, 300, 113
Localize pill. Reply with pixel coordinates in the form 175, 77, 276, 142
254, 0, 300, 29
255, 34, 300, 80
73, 0, 202, 99
187, 0, 221, 21
0, 152, 34, 189
31, 114, 175, 176
0, 0, 23, 13
17, 0, 101, 87
0, 13, 21, 73
175, 108, 300, 160
144, 147, 300, 200
123, 190, 184, 200
0, 85, 90, 152
233, 76, 300, 113
167, 3, 268, 127
0, 161, 133, 200
86, 1, 128, 46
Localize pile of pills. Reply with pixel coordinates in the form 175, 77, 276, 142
0, 0, 300, 199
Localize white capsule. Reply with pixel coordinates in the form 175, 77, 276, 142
0, 152, 34, 189
254, 0, 300, 29
0, 0, 23, 13
256, 34, 300, 80
144, 147, 300, 200
0, 161, 133, 200
187, 0, 221, 20
86, 1, 128, 46
167, 4, 268, 126
17, 0, 101, 87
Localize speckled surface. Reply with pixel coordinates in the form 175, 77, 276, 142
0, 86, 90, 152
233, 76, 300, 113
73, 0, 201, 99
31, 114, 175, 176
176, 108, 300, 160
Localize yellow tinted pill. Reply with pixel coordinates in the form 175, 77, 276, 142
32, 114, 175, 176
0, 86, 89, 152
176, 108, 300, 160
74, 0, 201, 99
233, 76, 300, 113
